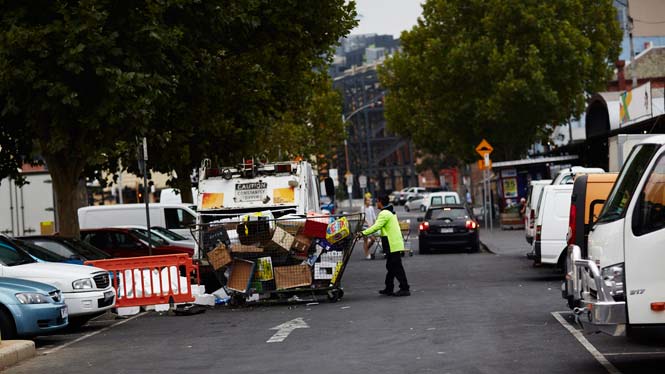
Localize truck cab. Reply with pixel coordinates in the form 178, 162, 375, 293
570, 136, 665, 336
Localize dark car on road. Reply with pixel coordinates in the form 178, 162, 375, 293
20, 236, 112, 265
418, 205, 480, 254
80, 228, 194, 258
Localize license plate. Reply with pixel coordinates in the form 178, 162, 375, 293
104, 290, 114, 300
440, 228, 454, 233
60, 306, 68, 319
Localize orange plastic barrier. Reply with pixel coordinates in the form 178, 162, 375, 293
85, 254, 200, 308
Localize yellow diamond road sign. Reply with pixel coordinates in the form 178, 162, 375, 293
476, 139, 494, 157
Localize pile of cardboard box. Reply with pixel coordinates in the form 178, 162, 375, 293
202, 214, 355, 301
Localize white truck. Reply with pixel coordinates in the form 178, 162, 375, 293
569, 135, 665, 336
196, 159, 320, 222
0, 171, 55, 236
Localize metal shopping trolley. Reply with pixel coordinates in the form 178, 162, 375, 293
370, 219, 414, 259
191, 213, 364, 303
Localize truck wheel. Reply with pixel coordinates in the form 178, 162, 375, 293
0, 308, 17, 340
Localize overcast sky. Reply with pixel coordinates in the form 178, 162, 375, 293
351, 0, 423, 38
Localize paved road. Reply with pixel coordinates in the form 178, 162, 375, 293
6, 207, 665, 373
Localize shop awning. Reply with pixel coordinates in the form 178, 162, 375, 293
492, 155, 578, 168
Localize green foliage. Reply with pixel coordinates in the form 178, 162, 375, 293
380, 0, 622, 161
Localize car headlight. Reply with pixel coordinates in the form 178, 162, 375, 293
16, 293, 51, 304
601, 263, 625, 301
72, 278, 93, 290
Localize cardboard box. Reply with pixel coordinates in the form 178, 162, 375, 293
292, 233, 313, 258
207, 244, 232, 270
230, 243, 264, 253
271, 226, 295, 251
274, 265, 312, 289
326, 217, 350, 244
255, 257, 274, 281
227, 259, 256, 293
303, 216, 329, 238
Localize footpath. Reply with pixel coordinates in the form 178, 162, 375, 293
0, 340, 35, 370
479, 226, 531, 257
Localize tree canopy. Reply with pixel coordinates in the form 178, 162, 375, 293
0, 0, 357, 235
380, 0, 622, 161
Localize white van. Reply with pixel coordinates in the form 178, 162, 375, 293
78, 203, 198, 239
525, 180, 552, 244
532, 184, 573, 266
421, 192, 461, 211
570, 136, 665, 335
552, 166, 605, 185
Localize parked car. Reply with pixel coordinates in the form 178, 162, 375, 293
20, 236, 112, 265
531, 184, 573, 266
389, 188, 408, 204
78, 203, 197, 239
80, 228, 194, 258
404, 194, 425, 212
0, 235, 115, 327
396, 187, 426, 205
0, 277, 68, 338
113, 226, 197, 257
417, 205, 480, 254
524, 180, 552, 245
422, 191, 461, 212
562, 172, 617, 308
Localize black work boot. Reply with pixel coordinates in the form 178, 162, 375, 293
379, 289, 394, 296
392, 289, 411, 297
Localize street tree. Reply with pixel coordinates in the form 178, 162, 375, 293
124, 1, 357, 203
0, 1, 181, 236
380, 0, 622, 161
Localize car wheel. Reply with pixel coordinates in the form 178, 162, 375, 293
0, 307, 17, 340
404, 205, 410, 212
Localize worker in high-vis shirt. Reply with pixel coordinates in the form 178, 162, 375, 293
359, 195, 410, 297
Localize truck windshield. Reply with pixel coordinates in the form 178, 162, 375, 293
597, 144, 659, 224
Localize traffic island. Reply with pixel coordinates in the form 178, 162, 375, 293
0, 340, 36, 370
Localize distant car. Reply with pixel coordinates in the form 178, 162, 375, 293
417, 205, 480, 254
389, 188, 408, 204
80, 228, 194, 258
0, 277, 68, 339
20, 236, 112, 265
397, 187, 426, 205
404, 194, 426, 212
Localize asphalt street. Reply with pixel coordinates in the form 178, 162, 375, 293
6, 206, 665, 374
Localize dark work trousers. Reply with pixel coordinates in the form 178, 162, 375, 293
385, 251, 409, 292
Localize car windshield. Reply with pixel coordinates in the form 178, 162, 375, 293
427, 207, 468, 220
151, 226, 187, 241
14, 239, 68, 262
130, 229, 170, 246
597, 144, 659, 224
0, 237, 37, 266
31, 238, 111, 260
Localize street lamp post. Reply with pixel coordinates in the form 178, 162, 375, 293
341, 94, 384, 211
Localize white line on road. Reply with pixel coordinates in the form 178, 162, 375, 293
551, 312, 621, 374
41, 312, 148, 355
604, 352, 665, 356
266, 317, 309, 343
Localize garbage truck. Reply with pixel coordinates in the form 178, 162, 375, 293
568, 135, 665, 336
195, 158, 320, 223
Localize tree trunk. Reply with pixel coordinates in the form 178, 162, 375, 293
43, 154, 85, 238
172, 170, 194, 204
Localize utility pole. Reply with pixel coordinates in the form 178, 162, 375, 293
627, 0, 637, 88
138, 137, 152, 256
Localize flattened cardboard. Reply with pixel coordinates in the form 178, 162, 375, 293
227, 259, 256, 293
255, 257, 274, 281
274, 265, 312, 290
230, 243, 264, 253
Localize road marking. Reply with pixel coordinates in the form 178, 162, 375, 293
551, 312, 621, 374
42, 312, 148, 355
266, 317, 309, 343
604, 352, 665, 356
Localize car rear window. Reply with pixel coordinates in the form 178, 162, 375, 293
427, 207, 469, 220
